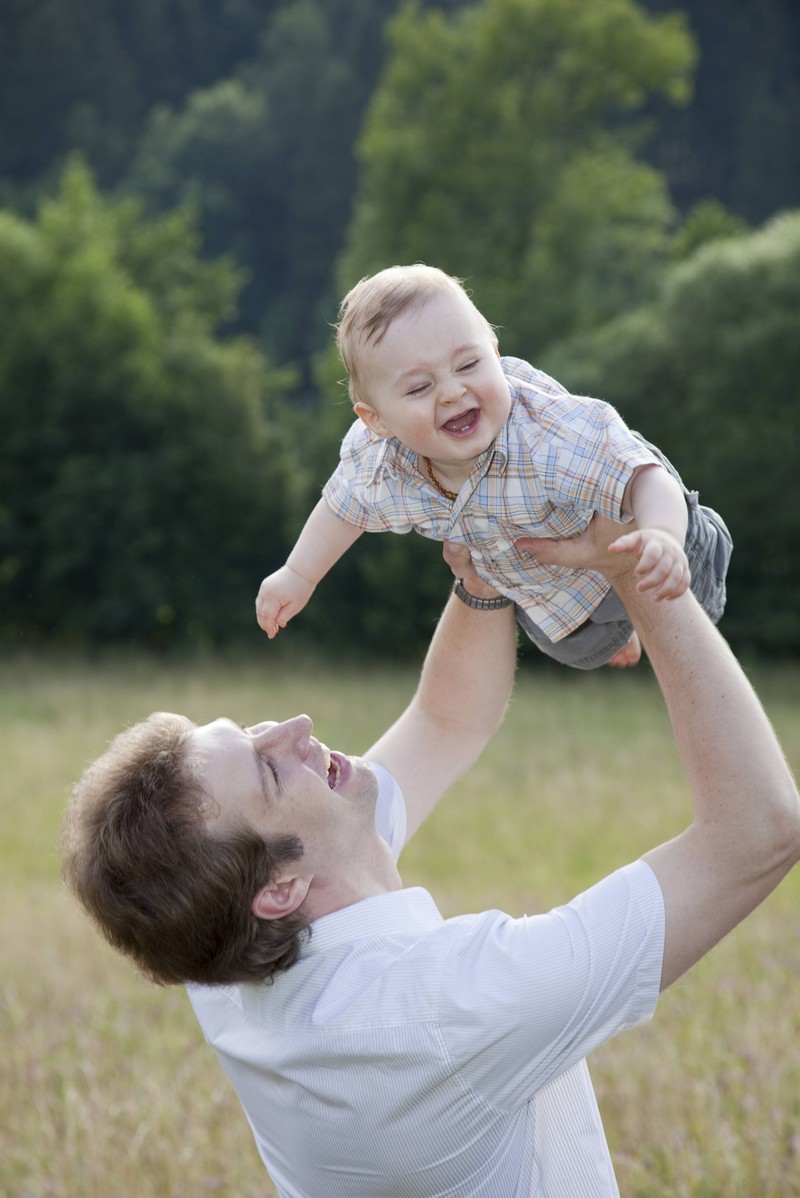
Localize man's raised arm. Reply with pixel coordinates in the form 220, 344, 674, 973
519, 522, 800, 991
366, 545, 518, 842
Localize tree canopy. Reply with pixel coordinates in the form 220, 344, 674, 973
0, 161, 294, 646
340, 0, 694, 353
0, 0, 798, 656
542, 212, 800, 656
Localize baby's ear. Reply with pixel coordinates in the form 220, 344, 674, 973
355, 402, 392, 440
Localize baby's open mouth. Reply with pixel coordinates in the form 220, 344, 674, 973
442, 409, 479, 434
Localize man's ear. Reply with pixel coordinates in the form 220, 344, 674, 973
251, 875, 311, 921
354, 402, 392, 440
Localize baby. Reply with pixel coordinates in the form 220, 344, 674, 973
255, 265, 731, 668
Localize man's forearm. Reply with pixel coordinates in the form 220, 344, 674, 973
366, 568, 517, 840
415, 580, 517, 747
514, 513, 799, 988
612, 564, 800, 988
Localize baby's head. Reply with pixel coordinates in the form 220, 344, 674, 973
336, 265, 497, 406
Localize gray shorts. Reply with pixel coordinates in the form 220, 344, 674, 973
515, 436, 733, 669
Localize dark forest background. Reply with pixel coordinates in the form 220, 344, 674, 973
1, 0, 798, 658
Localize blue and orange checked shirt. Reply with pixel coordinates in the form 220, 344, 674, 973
322, 357, 661, 642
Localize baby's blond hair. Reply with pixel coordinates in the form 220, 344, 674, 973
336, 265, 496, 404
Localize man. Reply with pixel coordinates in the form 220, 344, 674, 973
61, 523, 800, 1197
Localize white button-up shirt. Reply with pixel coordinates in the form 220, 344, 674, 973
323, 358, 660, 641
188, 765, 664, 1197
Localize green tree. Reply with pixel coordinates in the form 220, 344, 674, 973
340, 0, 695, 355
126, 0, 403, 370
0, 0, 268, 191
0, 159, 294, 647
125, 78, 277, 328
542, 211, 800, 657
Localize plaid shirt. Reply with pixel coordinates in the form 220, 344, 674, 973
323, 357, 660, 641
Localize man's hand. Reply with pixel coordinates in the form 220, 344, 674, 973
442, 542, 506, 601
515, 514, 634, 577
255, 566, 315, 638
516, 517, 690, 602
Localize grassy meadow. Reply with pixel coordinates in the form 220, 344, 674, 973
2, 649, 799, 1197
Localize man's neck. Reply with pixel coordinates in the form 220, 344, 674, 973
305, 855, 403, 924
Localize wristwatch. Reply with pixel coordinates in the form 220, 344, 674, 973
452, 578, 513, 610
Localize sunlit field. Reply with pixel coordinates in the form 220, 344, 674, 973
2, 650, 799, 1197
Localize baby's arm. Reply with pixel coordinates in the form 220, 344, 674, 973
256, 499, 363, 638
612, 465, 690, 601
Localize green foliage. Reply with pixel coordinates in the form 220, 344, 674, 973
542, 211, 800, 657
0, 0, 797, 659
671, 198, 749, 261
0, 160, 295, 648
0, 0, 268, 189
125, 0, 402, 367
340, 0, 694, 353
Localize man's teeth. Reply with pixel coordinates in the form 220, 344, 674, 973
321, 744, 340, 789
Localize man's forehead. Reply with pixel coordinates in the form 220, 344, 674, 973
190, 717, 236, 747
195, 716, 251, 738
188, 720, 265, 826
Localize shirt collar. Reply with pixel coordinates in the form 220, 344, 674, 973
492, 401, 512, 469
370, 436, 420, 484
371, 431, 510, 488
300, 887, 443, 958
362, 377, 519, 488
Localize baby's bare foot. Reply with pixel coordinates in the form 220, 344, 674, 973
607, 632, 642, 669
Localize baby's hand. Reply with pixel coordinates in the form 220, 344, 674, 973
610, 528, 690, 601
255, 566, 315, 638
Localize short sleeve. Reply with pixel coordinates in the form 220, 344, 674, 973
543, 400, 661, 521
322, 422, 414, 533
441, 859, 665, 1109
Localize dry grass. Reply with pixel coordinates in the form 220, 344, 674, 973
2, 651, 799, 1197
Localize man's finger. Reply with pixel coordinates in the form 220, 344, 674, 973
442, 541, 472, 574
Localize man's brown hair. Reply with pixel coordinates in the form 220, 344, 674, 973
60, 712, 309, 985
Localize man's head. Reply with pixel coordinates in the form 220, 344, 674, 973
61, 712, 373, 986
58, 709, 325, 982
336, 264, 510, 466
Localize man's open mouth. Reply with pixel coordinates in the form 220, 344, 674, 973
321, 744, 343, 789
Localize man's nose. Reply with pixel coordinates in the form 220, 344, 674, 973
252, 714, 313, 753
